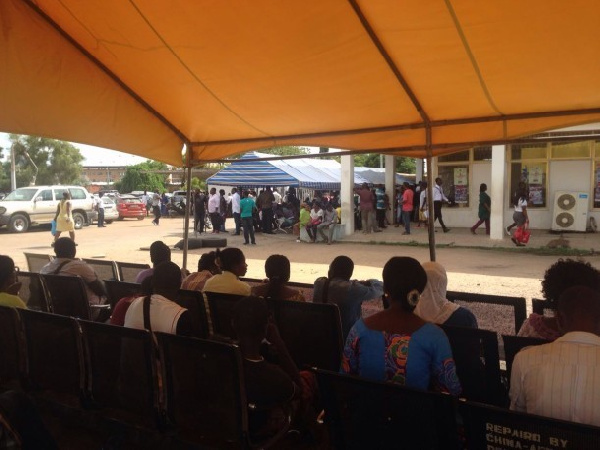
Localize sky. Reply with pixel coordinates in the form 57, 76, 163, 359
0, 132, 329, 167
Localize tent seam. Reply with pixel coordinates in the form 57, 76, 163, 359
444, 0, 503, 115
128, 0, 272, 139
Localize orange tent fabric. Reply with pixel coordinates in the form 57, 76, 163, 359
2, 0, 600, 166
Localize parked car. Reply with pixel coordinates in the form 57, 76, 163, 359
0, 185, 94, 233
172, 190, 188, 204
92, 195, 119, 224
115, 194, 146, 220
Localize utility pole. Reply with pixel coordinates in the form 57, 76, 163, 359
10, 144, 16, 191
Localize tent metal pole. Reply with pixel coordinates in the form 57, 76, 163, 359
425, 127, 436, 261
181, 147, 193, 271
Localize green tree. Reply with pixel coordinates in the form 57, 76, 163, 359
259, 146, 310, 157
7, 134, 84, 186
354, 153, 416, 173
115, 160, 168, 193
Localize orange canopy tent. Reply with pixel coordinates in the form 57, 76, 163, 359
2, 0, 600, 167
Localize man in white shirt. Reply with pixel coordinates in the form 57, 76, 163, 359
124, 261, 192, 335
96, 192, 106, 227
510, 285, 600, 426
432, 177, 450, 233
207, 187, 221, 234
230, 187, 241, 236
273, 189, 282, 205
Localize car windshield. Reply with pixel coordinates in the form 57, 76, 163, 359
3, 188, 38, 201
120, 197, 141, 204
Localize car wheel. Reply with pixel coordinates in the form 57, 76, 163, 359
73, 212, 85, 229
118, 216, 124, 221
137, 216, 145, 220
8, 214, 29, 233
105, 220, 113, 224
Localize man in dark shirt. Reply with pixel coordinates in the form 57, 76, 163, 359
257, 187, 276, 234
193, 189, 207, 233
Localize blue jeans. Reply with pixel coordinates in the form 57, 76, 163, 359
402, 210, 412, 234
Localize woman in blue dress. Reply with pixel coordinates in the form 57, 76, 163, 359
341, 257, 461, 395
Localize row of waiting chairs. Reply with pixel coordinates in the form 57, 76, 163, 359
23, 252, 149, 283
0, 306, 285, 448
316, 367, 600, 449
2, 306, 596, 449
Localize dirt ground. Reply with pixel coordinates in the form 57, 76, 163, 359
7, 215, 600, 309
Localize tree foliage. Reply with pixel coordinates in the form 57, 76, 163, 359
354, 153, 416, 173
114, 160, 168, 193
3, 134, 84, 188
259, 146, 310, 157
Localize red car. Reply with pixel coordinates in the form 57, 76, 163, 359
115, 195, 146, 220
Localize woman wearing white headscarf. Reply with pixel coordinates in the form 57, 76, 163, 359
415, 262, 478, 328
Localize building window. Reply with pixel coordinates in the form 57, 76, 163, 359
437, 165, 469, 207
438, 150, 469, 163
551, 140, 592, 159
509, 143, 548, 208
473, 146, 492, 161
593, 141, 600, 209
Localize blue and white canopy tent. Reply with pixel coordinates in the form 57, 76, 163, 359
207, 151, 370, 190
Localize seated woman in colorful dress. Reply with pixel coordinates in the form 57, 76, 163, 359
414, 261, 478, 328
341, 256, 461, 396
251, 254, 305, 302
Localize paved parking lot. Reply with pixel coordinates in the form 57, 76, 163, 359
4, 216, 600, 302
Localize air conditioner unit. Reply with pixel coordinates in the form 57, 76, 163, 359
552, 191, 588, 232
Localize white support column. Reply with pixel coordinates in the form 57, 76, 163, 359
385, 155, 395, 224
341, 155, 355, 236
490, 145, 506, 240
415, 158, 424, 182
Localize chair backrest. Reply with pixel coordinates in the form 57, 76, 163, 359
18, 309, 83, 398
23, 252, 53, 273
459, 400, 600, 450
204, 291, 246, 339
104, 280, 142, 310
40, 273, 91, 320
314, 369, 461, 450
81, 258, 118, 281
174, 290, 210, 339
441, 324, 506, 407
0, 305, 23, 388
78, 319, 161, 428
501, 334, 549, 384
267, 299, 343, 371
16, 271, 50, 312
156, 333, 249, 447
446, 290, 527, 336
115, 261, 151, 283
532, 297, 555, 316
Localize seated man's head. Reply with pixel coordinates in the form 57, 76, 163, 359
152, 261, 182, 299
215, 248, 247, 277
149, 241, 171, 266
0, 255, 17, 292
232, 296, 269, 344
54, 237, 77, 259
265, 254, 290, 284
198, 251, 220, 275
328, 256, 354, 280
542, 259, 600, 310
557, 285, 600, 336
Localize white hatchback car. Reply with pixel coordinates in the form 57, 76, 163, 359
93, 195, 119, 224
